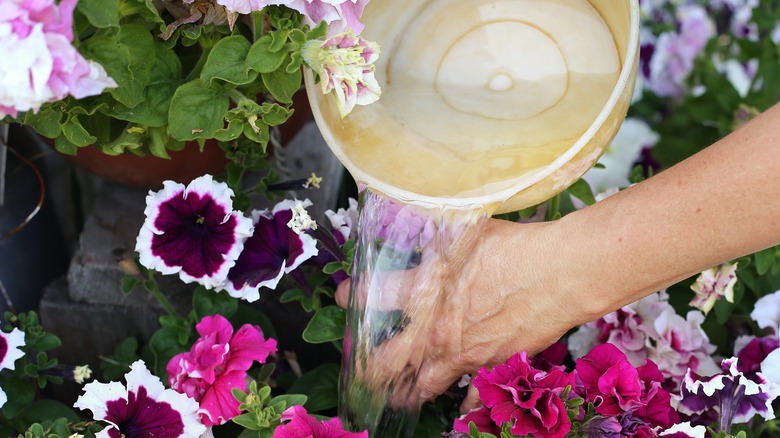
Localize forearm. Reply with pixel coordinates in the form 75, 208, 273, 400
555, 103, 780, 322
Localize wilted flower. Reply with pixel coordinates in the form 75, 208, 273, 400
167, 314, 277, 427
136, 175, 254, 289
675, 357, 780, 432
302, 30, 381, 118
273, 405, 368, 438
221, 199, 319, 302
689, 263, 738, 314
0, 327, 25, 408
74, 360, 206, 438
287, 201, 318, 234
0, 0, 116, 118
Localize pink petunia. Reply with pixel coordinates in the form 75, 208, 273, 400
273, 405, 367, 438
167, 314, 277, 427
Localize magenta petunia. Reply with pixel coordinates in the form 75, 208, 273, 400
452, 406, 501, 436
136, 175, 254, 289
74, 360, 205, 438
472, 352, 575, 438
167, 314, 277, 427
576, 343, 644, 416
273, 405, 367, 438
220, 199, 319, 302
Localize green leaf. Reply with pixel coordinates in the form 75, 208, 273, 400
192, 287, 238, 320
201, 36, 256, 85
269, 394, 308, 412
566, 178, 597, 206
149, 327, 189, 378
61, 115, 96, 147
23, 107, 62, 138
302, 306, 346, 343
28, 333, 62, 351
82, 25, 155, 108
101, 128, 144, 156
0, 376, 36, 418
261, 67, 302, 104
121, 276, 141, 295
754, 247, 776, 276
246, 35, 288, 74
233, 412, 262, 430
18, 400, 80, 426
76, 0, 120, 28
279, 289, 306, 303
287, 364, 339, 412
232, 305, 277, 340
105, 43, 182, 127
101, 337, 139, 381
167, 79, 230, 140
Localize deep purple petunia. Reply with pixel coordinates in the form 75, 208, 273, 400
74, 360, 205, 438
675, 357, 780, 432
136, 175, 254, 289
221, 199, 319, 302
0, 328, 25, 408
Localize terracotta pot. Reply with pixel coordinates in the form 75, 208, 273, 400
60, 90, 313, 189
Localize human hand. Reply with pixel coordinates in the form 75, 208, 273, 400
335, 217, 594, 412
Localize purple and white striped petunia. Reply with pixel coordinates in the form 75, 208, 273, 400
74, 360, 206, 438
136, 175, 254, 289
675, 357, 780, 431
0, 327, 26, 408
659, 422, 707, 438
220, 199, 319, 302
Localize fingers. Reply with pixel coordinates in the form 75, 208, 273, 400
336, 279, 350, 308
460, 383, 482, 414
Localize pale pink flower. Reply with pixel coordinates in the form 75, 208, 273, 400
325, 197, 358, 244
167, 314, 277, 427
689, 262, 738, 315
216, 0, 368, 34
647, 309, 720, 385
647, 5, 715, 98
0, 0, 116, 118
302, 30, 381, 118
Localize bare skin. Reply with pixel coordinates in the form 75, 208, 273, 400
336, 102, 780, 410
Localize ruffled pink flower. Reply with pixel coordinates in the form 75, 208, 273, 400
452, 406, 501, 436
167, 314, 277, 427
472, 352, 575, 438
646, 309, 720, 385
273, 405, 367, 438
0, 0, 116, 118
689, 263, 737, 315
575, 344, 679, 429
302, 30, 381, 118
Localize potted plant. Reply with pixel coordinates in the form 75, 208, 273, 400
0, 0, 380, 187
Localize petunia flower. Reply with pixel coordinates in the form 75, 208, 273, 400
74, 360, 206, 438
220, 199, 319, 302
273, 405, 367, 438
302, 30, 381, 118
167, 314, 276, 427
675, 357, 780, 432
215, 0, 368, 35
136, 174, 254, 289
659, 421, 707, 438
0, 0, 116, 118
0, 327, 25, 408
750, 289, 780, 335
689, 263, 738, 315
471, 351, 575, 438
452, 406, 501, 437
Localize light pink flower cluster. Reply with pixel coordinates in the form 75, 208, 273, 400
167, 314, 277, 427
302, 31, 381, 118
273, 405, 368, 438
645, 5, 715, 98
0, 0, 116, 118
568, 291, 719, 388
217, 0, 369, 34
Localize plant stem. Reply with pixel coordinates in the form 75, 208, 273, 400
144, 276, 179, 318
184, 38, 216, 83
